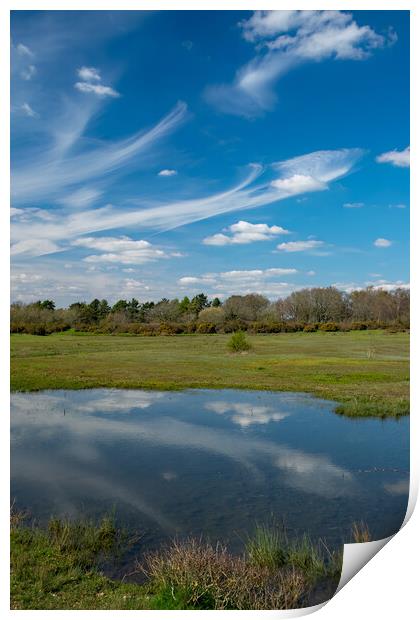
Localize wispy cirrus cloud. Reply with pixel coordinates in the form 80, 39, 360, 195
343, 202, 364, 208
11, 100, 188, 204
58, 187, 103, 209
206, 10, 394, 117
276, 239, 325, 252
203, 220, 290, 246
376, 146, 410, 168
11, 238, 62, 258
20, 64, 36, 80
19, 102, 38, 117
11, 148, 362, 257
12, 42, 37, 83
16, 43, 33, 57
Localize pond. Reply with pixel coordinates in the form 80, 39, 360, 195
11, 389, 409, 557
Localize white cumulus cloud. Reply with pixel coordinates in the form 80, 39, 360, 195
75, 65, 120, 98
71, 235, 182, 265
376, 146, 410, 168
178, 267, 299, 298
75, 81, 120, 98
158, 169, 178, 177
373, 238, 392, 248
77, 66, 101, 82
203, 220, 290, 245
206, 10, 394, 117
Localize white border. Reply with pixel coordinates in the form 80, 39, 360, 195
1, 2, 417, 618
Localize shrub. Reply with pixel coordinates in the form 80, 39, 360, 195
141, 538, 307, 610
196, 322, 217, 334
250, 321, 267, 333
303, 324, 317, 332
10, 323, 25, 334
227, 330, 251, 352
159, 322, 184, 335
281, 322, 304, 333
385, 325, 407, 334
319, 322, 340, 332
221, 319, 248, 333
351, 322, 368, 330
29, 324, 47, 336
264, 322, 285, 333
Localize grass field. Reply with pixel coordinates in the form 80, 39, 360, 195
10, 330, 409, 417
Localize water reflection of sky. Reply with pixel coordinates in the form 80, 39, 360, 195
11, 389, 409, 547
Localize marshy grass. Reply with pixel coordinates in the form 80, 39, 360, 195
351, 521, 372, 543
335, 395, 409, 418
45, 515, 122, 566
245, 523, 286, 569
10, 512, 148, 610
11, 511, 375, 610
245, 525, 342, 579
140, 537, 307, 610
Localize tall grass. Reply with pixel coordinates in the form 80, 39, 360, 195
351, 521, 371, 543
46, 515, 121, 565
245, 524, 286, 569
245, 525, 342, 579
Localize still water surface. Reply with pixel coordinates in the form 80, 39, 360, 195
11, 389, 409, 553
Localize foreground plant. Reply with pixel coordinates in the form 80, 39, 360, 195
351, 521, 372, 543
10, 512, 375, 610
246, 525, 342, 579
140, 537, 307, 610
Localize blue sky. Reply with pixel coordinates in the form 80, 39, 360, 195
11, 10, 409, 305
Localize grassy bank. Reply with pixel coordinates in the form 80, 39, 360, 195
11, 515, 342, 610
11, 331, 409, 417
10, 514, 151, 610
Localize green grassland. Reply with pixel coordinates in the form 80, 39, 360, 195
10, 330, 409, 417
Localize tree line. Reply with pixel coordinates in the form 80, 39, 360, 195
10, 286, 409, 335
